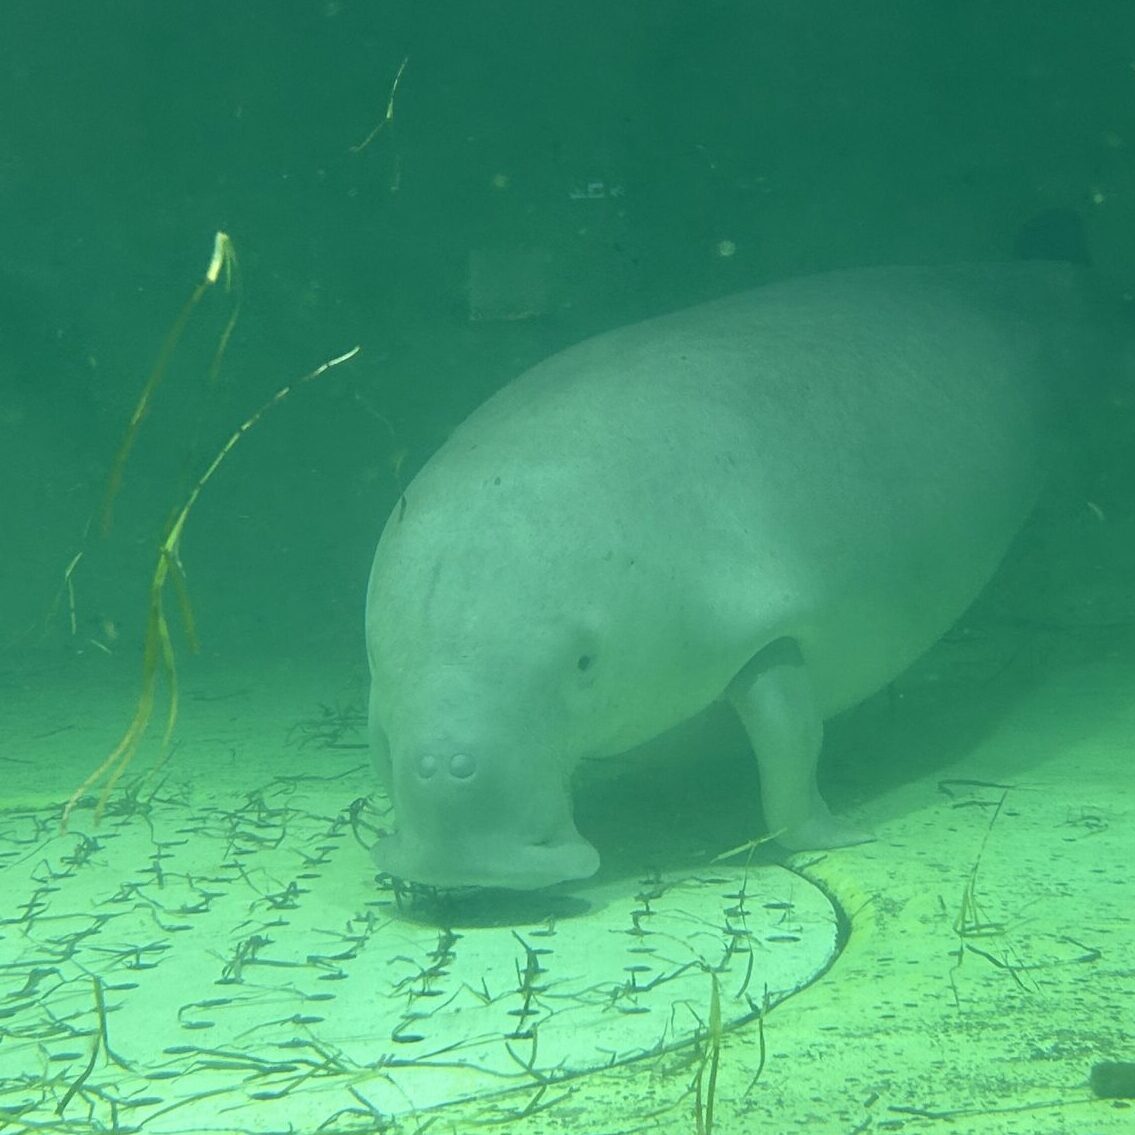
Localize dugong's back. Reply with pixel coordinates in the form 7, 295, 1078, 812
373, 262, 1104, 719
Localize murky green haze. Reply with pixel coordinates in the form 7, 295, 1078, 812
2, 0, 1133, 678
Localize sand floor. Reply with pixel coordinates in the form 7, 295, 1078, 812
1, 614, 1132, 1134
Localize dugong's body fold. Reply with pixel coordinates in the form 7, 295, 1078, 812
366, 263, 1106, 889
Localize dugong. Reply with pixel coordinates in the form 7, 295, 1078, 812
365, 261, 1110, 890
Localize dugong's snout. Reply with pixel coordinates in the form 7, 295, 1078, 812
374, 747, 600, 890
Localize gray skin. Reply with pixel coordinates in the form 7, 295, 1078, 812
366, 263, 1109, 890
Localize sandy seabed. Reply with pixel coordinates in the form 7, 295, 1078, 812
1, 614, 1132, 1134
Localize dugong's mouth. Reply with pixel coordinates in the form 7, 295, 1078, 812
373, 831, 600, 891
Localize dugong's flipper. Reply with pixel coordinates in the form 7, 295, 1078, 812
727, 638, 874, 851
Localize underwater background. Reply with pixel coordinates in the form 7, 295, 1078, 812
1, 3, 1134, 1133
4, 1, 1135, 669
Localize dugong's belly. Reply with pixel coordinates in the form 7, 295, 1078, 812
365, 261, 1107, 888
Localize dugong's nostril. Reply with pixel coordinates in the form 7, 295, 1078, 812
449, 752, 476, 779
413, 753, 476, 781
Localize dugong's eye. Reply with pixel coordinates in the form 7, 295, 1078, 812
576, 654, 594, 672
